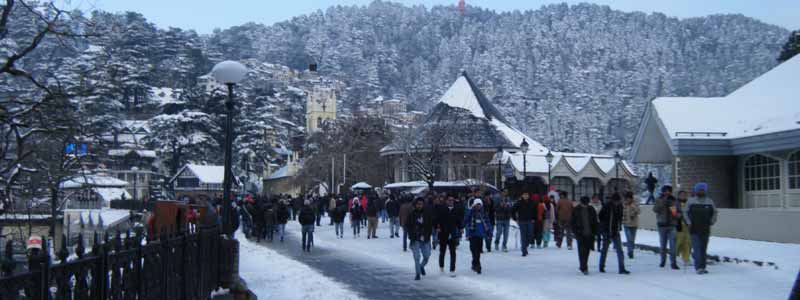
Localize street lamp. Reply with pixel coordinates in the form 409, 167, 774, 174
614, 151, 622, 193
212, 60, 248, 236
131, 166, 139, 203
496, 146, 503, 189
520, 138, 529, 187
545, 150, 554, 191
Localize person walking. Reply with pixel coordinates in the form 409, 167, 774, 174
653, 185, 680, 269
399, 197, 413, 251
350, 197, 364, 238
572, 196, 599, 275
675, 190, 692, 266
683, 182, 718, 275
367, 197, 380, 239
511, 193, 536, 257
621, 191, 640, 259
464, 199, 492, 275
298, 200, 316, 252
276, 200, 290, 242
531, 194, 544, 249
386, 196, 401, 238
332, 199, 347, 238
328, 195, 337, 226
494, 197, 512, 252
435, 196, 463, 277
589, 194, 603, 250
406, 198, 433, 280
483, 193, 496, 253
598, 193, 630, 275
645, 172, 658, 205
556, 191, 575, 250
541, 194, 556, 248
264, 204, 277, 242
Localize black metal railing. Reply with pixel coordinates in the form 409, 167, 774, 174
0, 225, 227, 300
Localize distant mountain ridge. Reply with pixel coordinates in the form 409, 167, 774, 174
205, 1, 788, 153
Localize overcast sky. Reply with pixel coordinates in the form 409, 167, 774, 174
65, 0, 799, 34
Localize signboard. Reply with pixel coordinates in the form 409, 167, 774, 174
27, 235, 43, 250
503, 162, 515, 178
66, 143, 88, 156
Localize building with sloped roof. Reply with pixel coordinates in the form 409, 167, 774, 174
632, 56, 800, 209
381, 72, 635, 198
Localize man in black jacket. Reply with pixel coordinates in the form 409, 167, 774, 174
276, 200, 290, 243
298, 200, 317, 252
386, 196, 401, 238
511, 193, 536, 256
598, 193, 630, 274
435, 196, 463, 277
406, 198, 433, 280
572, 196, 598, 275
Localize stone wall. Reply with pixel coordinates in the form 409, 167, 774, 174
639, 205, 800, 243
673, 155, 738, 208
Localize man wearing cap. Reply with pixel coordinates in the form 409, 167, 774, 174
464, 198, 492, 274
683, 182, 718, 275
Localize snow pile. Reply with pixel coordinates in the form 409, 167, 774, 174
184, 164, 225, 184
236, 231, 363, 300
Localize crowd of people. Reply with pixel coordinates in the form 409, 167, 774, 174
238, 182, 719, 280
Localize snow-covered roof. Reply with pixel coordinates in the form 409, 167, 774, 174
64, 209, 130, 227
382, 72, 546, 154
351, 182, 372, 190
652, 56, 800, 140
108, 149, 157, 158
499, 152, 636, 180
187, 164, 224, 184
152, 87, 183, 106
93, 188, 131, 203
62, 174, 129, 189
267, 165, 290, 180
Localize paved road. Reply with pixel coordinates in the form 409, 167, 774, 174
251, 232, 482, 300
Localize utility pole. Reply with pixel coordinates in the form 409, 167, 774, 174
331, 156, 335, 196
343, 153, 347, 193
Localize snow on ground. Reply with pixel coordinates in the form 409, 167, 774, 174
236, 230, 363, 300
273, 216, 797, 300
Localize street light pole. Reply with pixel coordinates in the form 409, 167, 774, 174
131, 166, 139, 203
212, 60, 248, 236
520, 139, 529, 189
614, 151, 622, 193
545, 150, 554, 192
496, 146, 503, 189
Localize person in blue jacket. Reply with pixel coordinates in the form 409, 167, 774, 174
464, 198, 493, 275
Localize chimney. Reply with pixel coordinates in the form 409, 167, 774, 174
309, 64, 318, 72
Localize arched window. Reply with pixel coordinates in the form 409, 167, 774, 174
744, 155, 781, 191
577, 178, 602, 201
789, 151, 800, 190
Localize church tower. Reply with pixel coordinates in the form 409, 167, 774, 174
305, 86, 337, 132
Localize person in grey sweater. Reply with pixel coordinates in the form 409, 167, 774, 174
682, 182, 718, 275
653, 185, 680, 270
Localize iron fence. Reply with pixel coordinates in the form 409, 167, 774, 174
0, 225, 228, 300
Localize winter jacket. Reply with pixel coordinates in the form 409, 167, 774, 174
366, 199, 379, 218
464, 208, 492, 239
349, 203, 364, 221
622, 201, 640, 227
683, 196, 718, 235
276, 205, 290, 224
298, 206, 316, 226
511, 199, 537, 223
332, 205, 347, 223
264, 207, 276, 225
385, 199, 400, 218
434, 204, 464, 241
483, 198, 496, 226
598, 201, 624, 235
406, 208, 433, 242
494, 202, 512, 222
557, 198, 574, 222
329, 198, 337, 211
571, 204, 599, 239
399, 202, 412, 227
589, 202, 603, 222
653, 195, 680, 228
542, 201, 555, 223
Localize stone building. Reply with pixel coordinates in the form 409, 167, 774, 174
631, 56, 800, 209
305, 86, 337, 133
169, 164, 239, 203
381, 72, 635, 197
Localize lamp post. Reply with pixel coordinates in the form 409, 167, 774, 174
545, 150, 554, 192
212, 60, 248, 236
496, 146, 503, 189
614, 151, 622, 193
520, 138, 529, 188
131, 166, 139, 203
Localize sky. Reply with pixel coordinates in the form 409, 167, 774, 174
63, 0, 800, 34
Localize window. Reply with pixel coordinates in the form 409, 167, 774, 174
577, 178, 602, 200
789, 151, 800, 190
551, 177, 574, 195
744, 155, 781, 191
